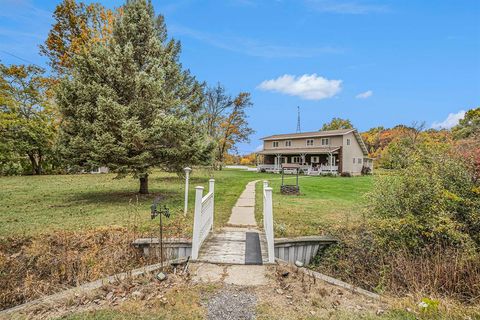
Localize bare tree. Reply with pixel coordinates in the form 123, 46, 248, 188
204, 84, 232, 137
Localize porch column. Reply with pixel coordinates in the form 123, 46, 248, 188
275, 154, 282, 170
300, 153, 306, 165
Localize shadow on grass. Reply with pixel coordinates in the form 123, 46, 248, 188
66, 189, 181, 205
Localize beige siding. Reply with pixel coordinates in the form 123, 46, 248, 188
341, 132, 365, 174
263, 135, 343, 150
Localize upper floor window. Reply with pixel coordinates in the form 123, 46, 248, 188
285, 140, 292, 147
358, 158, 363, 164
346, 138, 351, 146
353, 158, 356, 164
321, 138, 329, 146
306, 139, 314, 146
273, 141, 279, 148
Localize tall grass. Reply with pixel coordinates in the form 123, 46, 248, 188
314, 225, 480, 303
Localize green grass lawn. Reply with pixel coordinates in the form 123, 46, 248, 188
0, 169, 271, 237
256, 175, 373, 237
0, 169, 372, 238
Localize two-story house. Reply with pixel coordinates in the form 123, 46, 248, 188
257, 128, 373, 175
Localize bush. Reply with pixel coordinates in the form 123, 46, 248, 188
367, 150, 480, 249
340, 172, 351, 177
361, 166, 371, 175
314, 143, 480, 301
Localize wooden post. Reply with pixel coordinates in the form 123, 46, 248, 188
191, 186, 204, 260
183, 167, 192, 216
209, 179, 215, 232
264, 187, 275, 263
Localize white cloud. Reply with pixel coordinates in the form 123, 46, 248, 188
356, 90, 373, 99
431, 110, 466, 129
257, 74, 342, 100
255, 144, 263, 152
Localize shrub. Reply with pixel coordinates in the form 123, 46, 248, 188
340, 172, 351, 177
314, 143, 480, 301
361, 166, 371, 175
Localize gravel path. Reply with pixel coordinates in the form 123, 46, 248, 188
206, 287, 257, 320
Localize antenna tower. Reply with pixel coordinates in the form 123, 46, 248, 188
296, 106, 301, 133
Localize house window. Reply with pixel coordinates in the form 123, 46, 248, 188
353, 158, 356, 164
358, 158, 363, 164
321, 138, 329, 146
346, 138, 351, 146
311, 156, 319, 163
285, 140, 292, 147
291, 156, 300, 163
273, 141, 279, 148
306, 139, 314, 146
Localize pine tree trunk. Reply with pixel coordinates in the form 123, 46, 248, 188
139, 174, 149, 194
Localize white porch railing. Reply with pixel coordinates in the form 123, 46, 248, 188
191, 179, 215, 260
262, 181, 275, 263
257, 164, 279, 173
308, 164, 338, 175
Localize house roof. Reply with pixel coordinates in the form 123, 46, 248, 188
258, 146, 341, 155
261, 129, 354, 141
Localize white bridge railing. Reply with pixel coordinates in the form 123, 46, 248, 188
191, 179, 215, 260
263, 181, 275, 263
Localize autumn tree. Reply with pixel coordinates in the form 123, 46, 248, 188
202, 84, 254, 169
320, 117, 353, 131
216, 93, 254, 169
361, 126, 384, 156
240, 153, 256, 166
452, 107, 480, 139
40, 0, 114, 74
56, 0, 212, 193
0, 63, 57, 175
203, 83, 233, 137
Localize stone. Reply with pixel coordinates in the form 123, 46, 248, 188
295, 260, 304, 267
156, 272, 167, 281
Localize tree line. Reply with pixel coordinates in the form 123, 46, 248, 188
0, 0, 254, 193
235, 112, 479, 177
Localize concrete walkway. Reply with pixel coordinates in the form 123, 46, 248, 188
227, 180, 257, 227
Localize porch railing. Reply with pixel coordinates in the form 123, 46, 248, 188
191, 179, 215, 260
257, 164, 339, 174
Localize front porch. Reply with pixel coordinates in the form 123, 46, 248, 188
257, 152, 340, 175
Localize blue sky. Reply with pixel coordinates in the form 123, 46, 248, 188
1, 0, 479, 154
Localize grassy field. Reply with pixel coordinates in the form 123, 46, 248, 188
0, 169, 372, 238
256, 175, 373, 237
0, 169, 275, 237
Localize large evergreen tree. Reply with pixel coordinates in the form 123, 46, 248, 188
56, 0, 212, 193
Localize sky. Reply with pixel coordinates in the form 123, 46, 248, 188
0, 0, 479, 154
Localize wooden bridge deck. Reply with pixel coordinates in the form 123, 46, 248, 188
197, 228, 269, 265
